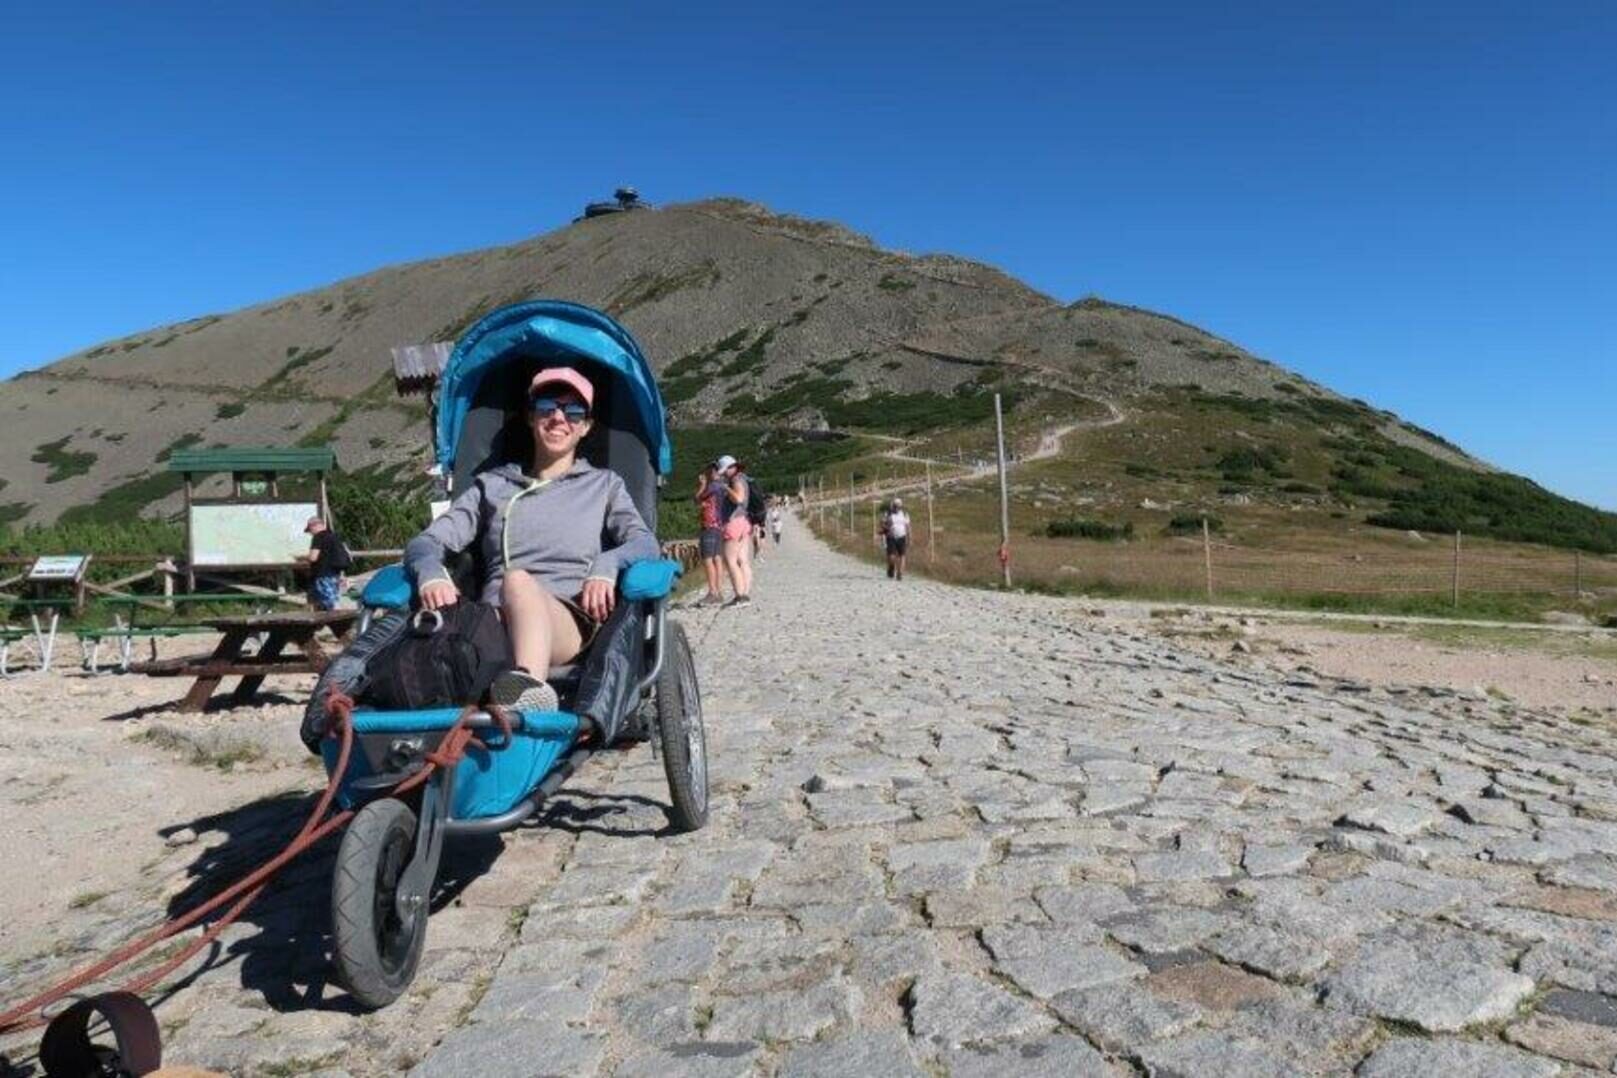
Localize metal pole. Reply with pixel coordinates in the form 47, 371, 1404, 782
925, 460, 936, 566
994, 393, 1012, 588
1452, 530, 1461, 609
1202, 517, 1214, 601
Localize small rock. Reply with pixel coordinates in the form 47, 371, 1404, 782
165, 827, 198, 848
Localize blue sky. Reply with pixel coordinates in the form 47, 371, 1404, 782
3, 2, 1614, 508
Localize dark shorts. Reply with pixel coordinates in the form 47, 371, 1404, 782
497, 594, 600, 657
557, 595, 601, 653
886, 535, 909, 557
699, 527, 723, 559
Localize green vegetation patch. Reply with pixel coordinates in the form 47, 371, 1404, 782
607, 261, 722, 316
724, 376, 853, 420
877, 273, 915, 292
1046, 518, 1134, 541
31, 437, 97, 483
1363, 444, 1617, 553
259, 344, 336, 391
327, 463, 432, 549
717, 328, 775, 378
215, 401, 247, 420
1216, 444, 1290, 482
56, 471, 187, 527
1165, 514, 1222, 536
155, 433, 204, 463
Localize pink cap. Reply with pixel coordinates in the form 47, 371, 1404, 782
529, 367, 594, 408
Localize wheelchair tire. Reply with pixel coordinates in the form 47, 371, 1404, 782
332, 798, 426, 1009
656, 620, 709, 832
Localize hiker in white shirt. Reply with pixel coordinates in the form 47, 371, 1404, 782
881, 498, 911, 581
767, 502, 784, 545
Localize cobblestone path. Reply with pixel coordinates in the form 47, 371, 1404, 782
6, 519, 1617, 1076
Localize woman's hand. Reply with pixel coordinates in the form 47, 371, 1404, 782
580, 577, 615, 622
419, 578, 460, 611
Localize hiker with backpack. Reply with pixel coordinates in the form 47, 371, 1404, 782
403, 366, 659, 712
746, 477, 768, 562
303, 516, 352, 610
715, 454, 753, 606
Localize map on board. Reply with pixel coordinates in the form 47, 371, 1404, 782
190, 502, 320, 567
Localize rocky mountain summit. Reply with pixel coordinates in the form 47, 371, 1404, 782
0, 197, 1473, 526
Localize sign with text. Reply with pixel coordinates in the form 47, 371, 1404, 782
28, 555, 89, 582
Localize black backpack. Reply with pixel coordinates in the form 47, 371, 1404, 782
329, 536, 354, 572
361, 601, 513, 712
746, 483, 768, 525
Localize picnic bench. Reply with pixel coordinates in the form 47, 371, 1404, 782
78, 593, 274, 673
130, 608, 359, 712
0, 598, 71, 675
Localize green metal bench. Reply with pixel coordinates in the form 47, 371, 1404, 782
80, 594, 271, 674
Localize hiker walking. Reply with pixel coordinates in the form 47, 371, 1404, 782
767, 500, 784, 545
881, 498, 911, 581
303, 516, 351, 610
694, 462, 727, 606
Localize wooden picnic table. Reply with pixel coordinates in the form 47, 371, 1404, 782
130, 609, 359, 712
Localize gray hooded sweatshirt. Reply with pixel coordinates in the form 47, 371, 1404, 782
404, 460, 659, 606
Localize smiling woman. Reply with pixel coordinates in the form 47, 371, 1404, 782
403, 364, 659, 712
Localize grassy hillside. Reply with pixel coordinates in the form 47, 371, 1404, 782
2, 194, 1612, 619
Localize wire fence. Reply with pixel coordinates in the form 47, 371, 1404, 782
806, 491, 1617, 611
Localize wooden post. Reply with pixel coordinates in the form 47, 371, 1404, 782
925, 460, 936, 565
319, 471, 330, 525
1451, 530, 1461, 609
182, 472, 196, 593
994, 393, 1012, 588
162, 560, 175, 612
847, 474, 855, 534
818, 476, 825, 531
1574, 550, 1583, 598
1202, 517, 1214, 600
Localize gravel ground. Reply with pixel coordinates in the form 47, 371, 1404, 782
3, 516, 1617, 1076
1140, 613, 1617, 716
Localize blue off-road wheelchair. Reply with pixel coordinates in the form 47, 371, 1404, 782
316, 301, 707, 1008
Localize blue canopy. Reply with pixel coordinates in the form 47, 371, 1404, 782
435, 301, 672, 476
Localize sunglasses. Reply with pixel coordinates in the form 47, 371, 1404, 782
530, 396, 590, 423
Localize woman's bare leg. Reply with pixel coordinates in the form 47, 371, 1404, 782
722, 539, 748, 598
703, 555, 723, 598
501, 569, 584, 678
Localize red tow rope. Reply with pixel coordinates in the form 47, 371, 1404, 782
0, 694, 507, 1041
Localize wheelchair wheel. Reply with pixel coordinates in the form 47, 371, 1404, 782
332, 798, 426, 1009
656, 620, 709, 832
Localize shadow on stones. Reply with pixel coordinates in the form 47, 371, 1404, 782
154, 789, 501, 1014
529, 786, 677, 839
99, 691, 302, 723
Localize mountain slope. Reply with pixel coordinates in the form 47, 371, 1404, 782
4, 195, 1607, 561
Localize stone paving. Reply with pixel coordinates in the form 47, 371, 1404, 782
5, 519, 1617, 1076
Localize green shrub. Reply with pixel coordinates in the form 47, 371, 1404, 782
31, 437, 97, 483
1217, 445, 1288, 482
155, 433, 204, 463
215, 401, 247, 420
1046, 518, 1134, 541
1165, 514, 1220, 536
717, 328, 775, 377
876, 273, 915, 292
259, 344, 335, 390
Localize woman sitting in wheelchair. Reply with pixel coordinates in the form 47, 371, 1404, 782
403, 366, 659, 714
